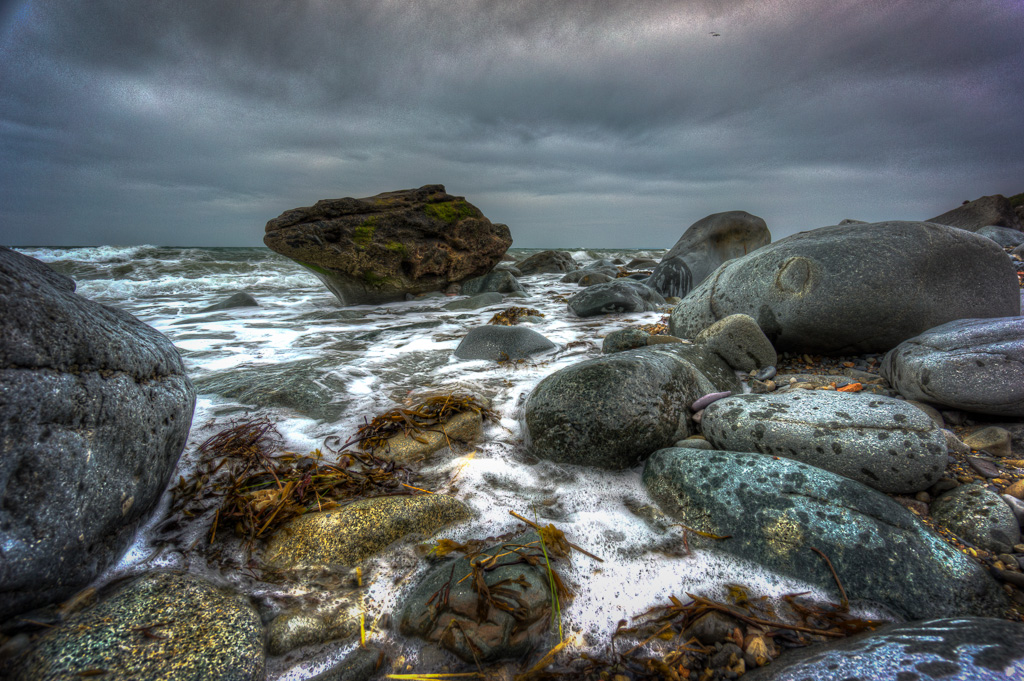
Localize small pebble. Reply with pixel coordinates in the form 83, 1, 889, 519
967, 456, 1001, 479
752, 365, 776, 381
914, 491, 931, 503
998, 553, 1020, 570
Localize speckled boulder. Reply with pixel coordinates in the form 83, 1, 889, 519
662, 210, 771, 286
931, 482, 1021, 554
567, 279, 665, 317
881, 317, 1024, 417
602, 328, 652, 354
453, 325, 556, 360
693, 313, 776, 372
10, 572, 264, 681
264, 494, 473, 569
701, 392, 947, 494
743, 617, 1024, 681
669, 221, 1019, 354
0, 247, 196, 620
524, 344, 740, 469
398, 532, 553, 663
642, 449, 1008, 619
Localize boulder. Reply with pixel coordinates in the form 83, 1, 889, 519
928, 194, 1023, 232
602, 328, 652, 354
577, 271, 615, 287
881, 317, 1024, 417
931, 482, 1021, 554
646, 255, 693, 298
978, 224, 1024, 248
459, 270, 525, 296
441, 292, 504, 310
567, 279, 665, 317
523, 344, 740, 469
197, 291, 260, 312
0, 247, 196, 620
642, 448, 1008, 620
453, 325, 557, 361
267, 611, 357, 656
10, 572, 264, 681
743, 617, 1024, 681
625, 257, 659, 269
561, 263, 618, 283
398, 532, 554, 663
669, 221, 1020, 355
263, 185, 512, 305
701, 392, 947, 494
264, 494, 472, 569
692, 313, 776, 372
516, 250, 577, 274
662, 211, 771, 286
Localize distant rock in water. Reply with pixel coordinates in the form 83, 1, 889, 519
662, 210, 771, 286
197, 291, 259, 312
264, 185, 512, 306
0, 247, 195, 621
516, 250, 577, 274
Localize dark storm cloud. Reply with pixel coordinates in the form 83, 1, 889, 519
1, 0, 1022, 246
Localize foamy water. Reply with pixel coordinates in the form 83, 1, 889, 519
19, 246, 869, 678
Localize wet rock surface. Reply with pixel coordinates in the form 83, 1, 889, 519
515, 250, 577, 274
882, 317, 1024, 417
197, 290, 260, 312
453, 325, 557, 360
669, 221, 1019, 354
744, 617, 1024, 681
931, 482, 1021, 554
442, 291, 504, 310
372, 409, 483, 462
0, 247, 196, 620
646, 254, 693, 298
8, 572, 264, 681
701, 391, 947, 494
642, 448, 1008, 620
263, 184, 512, 305
567, 279, 665, 317
459, 270, 525, 296
264, 494, 473, 569
693, 313, 776, 372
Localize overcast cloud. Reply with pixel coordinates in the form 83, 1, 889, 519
1, 0, 1022, 248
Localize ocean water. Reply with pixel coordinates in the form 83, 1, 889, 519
18, 245, 868, 679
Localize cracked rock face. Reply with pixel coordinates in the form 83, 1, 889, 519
642, 448, 1008, 620
0, 247, 196, 620
881, 317, 1024, 417
669, 221, 1020, 355
701, 392, 947, 494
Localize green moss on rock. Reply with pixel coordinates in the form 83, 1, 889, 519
425, 199, 474, 224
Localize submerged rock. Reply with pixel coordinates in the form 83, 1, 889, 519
197, 290, 260, 312
523, 344, 739, 468
264, 494, 472, 569
701, 391, 947, 494
662, 210, 771, 286
10, 572, 264, 681
881, 317, 1024, 417
642, 448, 1008, 620
263, 185, 512, 305
398, 532, 553, 663
0, 247, 196, 620
669, 221, 1019, 354
743, 617, 1024, 681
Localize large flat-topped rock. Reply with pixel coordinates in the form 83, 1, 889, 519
264, 184, 512, 305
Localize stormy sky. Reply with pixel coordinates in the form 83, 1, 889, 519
1, 1, 1022, 248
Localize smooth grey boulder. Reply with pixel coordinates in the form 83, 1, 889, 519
642, 448, 1008, 620
567, 279, 665, 317
459, 270, 525, 296
701, 392, 947, 494
931, 482, 1021, 554
928, 194, 1023, 232
523, 344, 740, 468
577, 271, 615, 287
10, 572, 264, 681
693, 313, 776, 372
625, 257, 659, 269
0, 247, 196, 620
197, 290, 259, 312
743, 617, 1024, 681
441, 291, 504, 310
881, 317, 1024, 417
978, 224, 1024, 248
662, 210, 771, 286
669, 221, 1020, 354
516, 250, 577, 274
646, 255, 693, 299
454, 325, 556, 361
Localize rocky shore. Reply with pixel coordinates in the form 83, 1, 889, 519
3, 190, 1024, 680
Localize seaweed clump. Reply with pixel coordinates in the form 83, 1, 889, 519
488, 307, 544, 326
354, 393, 497, 453
170, 416, 414, 554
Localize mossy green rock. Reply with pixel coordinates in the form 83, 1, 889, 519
264, 494, 473, 569
642, 448, 1008, 620
264, 184, 512, 305
11, 572, 264, 681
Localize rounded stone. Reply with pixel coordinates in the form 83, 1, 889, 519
453, 325, 556, 361
931, 482, 1021, 553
